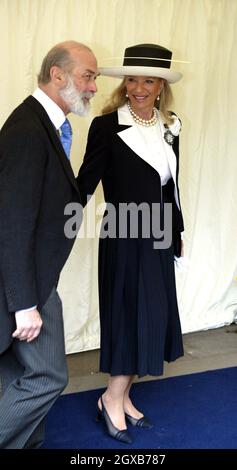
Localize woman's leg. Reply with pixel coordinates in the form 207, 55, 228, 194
123, 376, 144, 419
99, 375, 132, 429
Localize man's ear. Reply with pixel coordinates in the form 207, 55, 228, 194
50, 66, 67, 88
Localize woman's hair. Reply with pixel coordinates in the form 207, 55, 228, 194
102, 78, 174, 125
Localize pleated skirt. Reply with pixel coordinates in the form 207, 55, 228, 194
98, 203, 184, 378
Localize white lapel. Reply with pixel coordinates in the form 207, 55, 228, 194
117, 105, 153, 167
117, 105, 180, 209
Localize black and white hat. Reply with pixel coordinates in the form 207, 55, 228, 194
99, 43, 183, 84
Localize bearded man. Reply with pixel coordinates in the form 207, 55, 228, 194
0, 40, 98, 448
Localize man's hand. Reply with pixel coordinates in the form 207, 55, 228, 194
12, 309, 43, 342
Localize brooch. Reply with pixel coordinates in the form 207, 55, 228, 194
164, 127, 175, 145
163, 116, 181, 145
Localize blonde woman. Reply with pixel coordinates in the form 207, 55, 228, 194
78, 43, 184, 444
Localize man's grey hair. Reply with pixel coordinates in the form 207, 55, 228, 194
37, 41, 92, 85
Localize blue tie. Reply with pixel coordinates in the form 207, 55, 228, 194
60, 118, 72, 159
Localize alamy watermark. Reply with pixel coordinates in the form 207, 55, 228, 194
64, 195, 172, 250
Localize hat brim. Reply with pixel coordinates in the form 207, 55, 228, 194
98, 66, 182, 83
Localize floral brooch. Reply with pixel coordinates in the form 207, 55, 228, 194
164, 115, 181, 146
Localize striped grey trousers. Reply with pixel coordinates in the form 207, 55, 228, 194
0, 288, 68, 449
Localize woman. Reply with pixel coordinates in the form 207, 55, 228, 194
78, 43, 184, 444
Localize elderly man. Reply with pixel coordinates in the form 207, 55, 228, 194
0, 40, 98, 448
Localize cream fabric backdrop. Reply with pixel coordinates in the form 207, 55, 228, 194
1, 0, 237, 353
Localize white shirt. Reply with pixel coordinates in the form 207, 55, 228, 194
32, 87, 66, 129
133, 121, 172, 186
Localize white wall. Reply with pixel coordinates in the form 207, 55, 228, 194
1, 0, 237, 353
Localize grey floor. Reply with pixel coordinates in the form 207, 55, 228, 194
64, 323, 237, 394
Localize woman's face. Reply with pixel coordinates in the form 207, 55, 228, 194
125, 76, 163, 115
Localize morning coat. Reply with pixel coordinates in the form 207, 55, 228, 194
0, 96, 82, 353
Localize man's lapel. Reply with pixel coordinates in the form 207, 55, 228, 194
24, 96, 79, 194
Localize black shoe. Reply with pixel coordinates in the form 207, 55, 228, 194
125, 413, 153, 429
96, 397, 133, 444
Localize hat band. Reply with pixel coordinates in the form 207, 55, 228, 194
123, 56, 171, 69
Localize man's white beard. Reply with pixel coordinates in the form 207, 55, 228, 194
59, 76, 93, 116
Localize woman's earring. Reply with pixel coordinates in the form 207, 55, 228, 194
126, 93, 128, 98
156, 95, 160, 101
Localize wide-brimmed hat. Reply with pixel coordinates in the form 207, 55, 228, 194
99, 43, 183, 84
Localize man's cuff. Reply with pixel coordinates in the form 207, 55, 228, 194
15, 305, 37, 314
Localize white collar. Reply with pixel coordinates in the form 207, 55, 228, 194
118, 103, 134, 126
32, 88, 66, 130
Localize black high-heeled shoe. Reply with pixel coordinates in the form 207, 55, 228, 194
125, 412, 153, 429
96, 397, 133, 444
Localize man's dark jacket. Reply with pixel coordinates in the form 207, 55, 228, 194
0, 96, 82, 353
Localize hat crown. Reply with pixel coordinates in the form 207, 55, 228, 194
123, 43, 172, 69
99, 43, 182, 83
